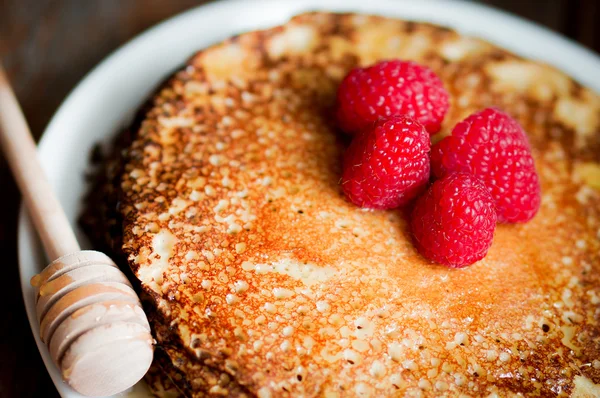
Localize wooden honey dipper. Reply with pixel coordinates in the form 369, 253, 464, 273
0, 64, 153, 396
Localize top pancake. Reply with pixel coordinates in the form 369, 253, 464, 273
104, 12, 600, 397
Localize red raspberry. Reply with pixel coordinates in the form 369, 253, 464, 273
411, 173, 497, 267
431, 108, 541, 223
336, 60, 449, 134
341, 115, 430, 209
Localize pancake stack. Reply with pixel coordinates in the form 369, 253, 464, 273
81, 12, 600, 397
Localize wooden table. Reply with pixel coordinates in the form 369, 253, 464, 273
0, 1, 597, 396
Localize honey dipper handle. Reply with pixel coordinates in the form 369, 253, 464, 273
0, 64, 80, 259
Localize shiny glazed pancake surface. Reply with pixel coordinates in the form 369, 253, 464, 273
85, 12, 600, 397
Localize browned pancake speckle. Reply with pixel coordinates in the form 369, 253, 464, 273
82, 12, 600, 397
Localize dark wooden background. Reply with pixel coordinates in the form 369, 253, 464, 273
0, 1, 598, 396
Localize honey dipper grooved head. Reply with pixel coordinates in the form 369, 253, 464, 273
31, 251, 153, 396
61, 322, 153, 396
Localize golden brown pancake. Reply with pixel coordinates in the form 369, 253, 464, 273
82, 12, 600, 397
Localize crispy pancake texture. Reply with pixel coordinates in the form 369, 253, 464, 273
85, 12, 600, 397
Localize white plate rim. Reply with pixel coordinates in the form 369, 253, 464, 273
16, 0, 600, 396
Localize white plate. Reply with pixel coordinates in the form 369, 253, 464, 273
17, 0, 600, 396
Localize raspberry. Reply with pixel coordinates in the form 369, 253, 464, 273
411, 173, 497, 267
341, 115, 430, 209
431, 108, 541, 223
336, 60, 449, 134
